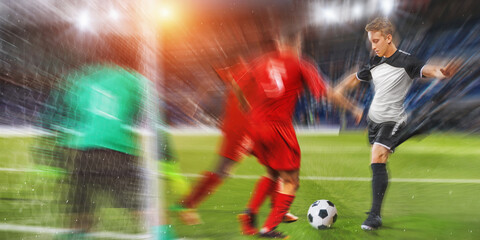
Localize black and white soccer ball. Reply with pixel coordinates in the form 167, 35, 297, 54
307, 199, 337, 229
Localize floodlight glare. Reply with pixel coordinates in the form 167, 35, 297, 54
381, 0, 395, 15
353, 4, 363, 18
323, 7, 337, 23
109, 8, 120, 21
77, 10, 90, 30
161, 7, 171, 19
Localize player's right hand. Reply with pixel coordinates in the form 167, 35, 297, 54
440, 58, 463, 78
353, 107, 364, 125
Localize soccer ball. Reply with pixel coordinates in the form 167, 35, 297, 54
307, 199, 337, 229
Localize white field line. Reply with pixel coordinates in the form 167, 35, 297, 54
0, 167, 41, 173
0, 223, 151, 239
0, 170, 479, 238
182, 173, 480, 184
168, 126, 340, 136
2, 168, 480, 184
0, 126, 51, 137
0, 126, 340, 137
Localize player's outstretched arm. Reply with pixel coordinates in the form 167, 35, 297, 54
333, 73, 361, 95
328, 86, 363, 124
422, 59, 463, 79
212, 65, 251, 112
330, 73, 364, 124
227, 71, 251, 112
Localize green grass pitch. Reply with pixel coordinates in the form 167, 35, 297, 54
1, 131, 480, 239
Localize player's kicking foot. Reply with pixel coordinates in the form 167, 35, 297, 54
258, 228, 289, 239
361, 212, 382, 230
282, 212, 298, 223
237, 210, 257, 235
177, 207, 202, 225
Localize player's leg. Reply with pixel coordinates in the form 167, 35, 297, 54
361, 144, 390, 230
108, 151, 150, 233
258, 170, 298, 239
72, 150, 97, 233
394, 99, 480, 149
248, 167, 279, 214
55, 150, 96, 240
238, 167, 279, 235
371, 144, 391, 201
70, 177, 96, 232
362, 120, 398, 230
177, 131, 249, 225
270, 180, 298, 223
180, 156, 236, 208
179, 130, 248, 208
256, 122, 300, 238
177, 156, 235, 225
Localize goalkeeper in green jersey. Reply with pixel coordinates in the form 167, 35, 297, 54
40, 36, 182, 240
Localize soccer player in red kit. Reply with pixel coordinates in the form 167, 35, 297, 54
233, 35, 361, 238
237, 34, 362, 238
177, 58, 298, 225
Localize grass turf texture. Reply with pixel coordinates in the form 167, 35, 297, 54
1, 132, 480, 239
170, 132, 480, 240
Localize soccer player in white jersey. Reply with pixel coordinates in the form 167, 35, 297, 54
334, 17, 461, 230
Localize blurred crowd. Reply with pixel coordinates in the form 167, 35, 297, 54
0, 0, 479, 130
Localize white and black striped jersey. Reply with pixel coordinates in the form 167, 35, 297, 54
356, 50, 425, 123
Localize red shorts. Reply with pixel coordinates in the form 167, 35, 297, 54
252, 121, 300, 171
219, 122, 253, 162
219, 103, 253, 161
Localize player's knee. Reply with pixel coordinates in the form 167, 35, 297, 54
371, 152, 388, 163
266, 168, 280, 180
266, 173, 279, 181
214, 164, 233, 178
215, 169, 230, 178
371, 145, 390, 163
214, 157, 236, 178
282, 176, 299, 188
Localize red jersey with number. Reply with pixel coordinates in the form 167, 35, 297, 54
246, 50, 326, 170
247, 50, 326, 123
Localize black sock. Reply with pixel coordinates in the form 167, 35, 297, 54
370, 163, 388, 216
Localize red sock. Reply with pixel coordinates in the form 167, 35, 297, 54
262, 193, 295, 232
247, 176, 276, 214
270, 181, 281, 207
181, 171, 222, 208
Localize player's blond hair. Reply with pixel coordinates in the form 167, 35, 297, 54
365, 17, 394, 37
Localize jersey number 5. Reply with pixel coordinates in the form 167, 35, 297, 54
262, 59, 286, 98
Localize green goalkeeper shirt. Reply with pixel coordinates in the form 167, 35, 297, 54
55, 64, 155, 156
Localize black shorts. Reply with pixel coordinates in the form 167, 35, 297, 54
65, 148, 145, 214
367, 118, 405, 151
